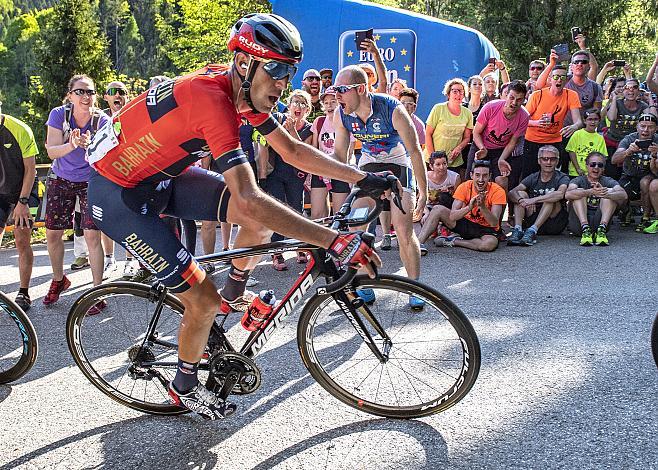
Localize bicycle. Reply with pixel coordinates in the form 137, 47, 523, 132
66, 177, 481, 418
652, 312, 658, 369
0, 291, 39, 384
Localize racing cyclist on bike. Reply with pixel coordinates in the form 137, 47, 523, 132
86, 13, 393, 420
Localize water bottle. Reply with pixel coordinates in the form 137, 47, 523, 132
241, 290, 276, 331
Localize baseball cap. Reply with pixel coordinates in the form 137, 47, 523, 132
319, 68, 333, 77
303, 69, 321, 80
320, 86, 337, 101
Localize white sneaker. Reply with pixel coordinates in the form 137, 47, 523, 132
122, 259, 138, 278
103, 256, 117, 280
246, 277, 259, 287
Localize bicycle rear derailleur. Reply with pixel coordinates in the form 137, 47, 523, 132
206, 352, 261, 400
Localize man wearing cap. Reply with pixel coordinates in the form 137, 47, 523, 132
301, 69, 323, 122
319, 68, 333, 92
611, 113, 658, 231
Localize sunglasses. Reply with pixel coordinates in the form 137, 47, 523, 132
70, 89, 96, 96
529, 66, 544, 71
625, 85, 639, 90
552, 75, 567, 81
106, 87, 127, 96
321, 75, 332, 80
472, 159, 490, 166
588, 162, 605, 168
289, 101, 308, 108
572, 59, 589, 65
333, 83, 362, 94
260, 59, 297, 81
305, 76, 321, 82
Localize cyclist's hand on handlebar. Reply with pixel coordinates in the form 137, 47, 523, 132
357, 171, 395, 199
328, 231, 382, 278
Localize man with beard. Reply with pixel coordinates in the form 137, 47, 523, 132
319, 68, 333, 91
301, 69, 323, 122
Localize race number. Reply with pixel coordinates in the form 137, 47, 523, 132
87, 121, 120, 165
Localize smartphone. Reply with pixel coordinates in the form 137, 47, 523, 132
637, 140, 651, 151
571, 27, 582, 42
552, 43, 570, 62
354, 29, 374, 51
613, 60, 626, 67
488, 57, 497, 65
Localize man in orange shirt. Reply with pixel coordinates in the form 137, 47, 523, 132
523, 65, 582, 178
427, 160, 506, 251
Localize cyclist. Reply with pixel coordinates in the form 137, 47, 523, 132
86, 13, 392, 420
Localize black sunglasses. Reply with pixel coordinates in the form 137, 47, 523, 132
70, 89, 96, 96
305, 76, 321, 82
573, 59, 589, 65
588, 162, 605, 168
261, 60, 297, 81
106, 87, 127, 96
472, 159, 490, 166
529, 66, 544, 71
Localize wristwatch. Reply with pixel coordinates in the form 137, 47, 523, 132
17, 197, 29, 205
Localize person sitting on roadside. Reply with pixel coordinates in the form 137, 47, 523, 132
611, 113, 658, 230
417, 151, 460, 253
565, 108, 608, 177
426, 160, 506, 251
565, 151, 627, 246
507, 145, 570, 246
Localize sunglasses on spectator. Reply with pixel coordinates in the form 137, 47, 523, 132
70, 89, 96, 96
588, 162, 605, 168
552, 75, 567, 81
539, 156, 559, 162
321, 75, 332, 80
289, 101, 308, 108
106, 87, 127, 96
572, 59, 589, 65
472, 159, 490, 166
401, 100, 416, 106
625, 84, 639, 90
529, 66, 544, 71
333, 83, 362, 93
305, 76, 321, 82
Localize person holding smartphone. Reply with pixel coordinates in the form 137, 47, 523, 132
0, 110, 38, 311
611, 114, 658, 230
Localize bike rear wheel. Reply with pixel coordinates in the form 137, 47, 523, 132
66, 282, 187, 415
0, 292, 38, 384
652, 312, 658, 369
297, 275, 480, 418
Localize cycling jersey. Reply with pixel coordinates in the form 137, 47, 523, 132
92, 65, 269, 188
339, 93, 409, 168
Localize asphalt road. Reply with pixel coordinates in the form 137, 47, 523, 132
1, 226, 656, 470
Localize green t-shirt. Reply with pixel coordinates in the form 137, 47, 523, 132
0, 114, 38, 200
426, 103, 473, 168
565, 129, 607, 176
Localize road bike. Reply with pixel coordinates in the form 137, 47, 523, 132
66, 178, 481, 418
0, 291, 38, 384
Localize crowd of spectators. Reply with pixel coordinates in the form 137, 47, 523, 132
1, 31, 658, 313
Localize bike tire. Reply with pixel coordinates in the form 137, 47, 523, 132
297, 274, 480, 419
0, 292, 38, 384
651, 313, 658, 367
66, 282, 188, 415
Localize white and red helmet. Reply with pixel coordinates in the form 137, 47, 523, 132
228, 13, 303, 64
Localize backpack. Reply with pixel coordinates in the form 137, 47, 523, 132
61, 103, 103, 141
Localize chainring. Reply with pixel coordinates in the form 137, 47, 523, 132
208, 351, 262, 395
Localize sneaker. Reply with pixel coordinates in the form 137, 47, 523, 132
14, 293, 31, 312
409, 295, 425, 310
419, 243, 428, 256
220, 290, 257, 314
579, 227, 594, 246
121, 259, 139, 279
620, 209, 633, 227
272, 254, 287, 271
497, 230, 507, 242
636, 218, 651, 233
246, 277, 259, 287
643, 220, 658, 234
70, 256, 89, 271
439, 226, 452, 238
43, 276, 72, 306
520, 229, 537, 246
507, 227, 524, 246
202, 264, 216, 275
594, 226, 609, 246
168, 382, 236, 420
102, 256, 117, 280
433, 235, 462, 247
296, 251, 308, 264
380, 234, 392, 251
356, 288, 376, 304
86, 299, 107, 316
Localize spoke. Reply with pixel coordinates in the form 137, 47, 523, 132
387, 359, 447, 396
329, 353, 378, 380
353, 359, 385, 392
385, 362, 400, 407
374, 363, 384, 403
391, 345, 460, 380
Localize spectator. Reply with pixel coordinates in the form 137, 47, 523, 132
526, 60, 545, 94
596, 61, 632, 86
357, 37, 388, 93
258, 89, 314, 271
0, 110, 38, 311
388, 78, 407, 100
479, 59, 510, 102
507, 145, 570, 246
468, 80, 530, 190
399, 88, 425, 149
43, 74, 109, 309
301, 69, 323, 122
464, 75, 484, 121
417, 151, 461, 253
565, 151, 627, 246
309, 88, 355, 219
642, 154, 658, 234
522, 65, 582, 178
102, 81, 129, 117
426, 78, 473, 176
319, 68, 333, 91
600, 77, 626, 127
644, 53, 658, 100
429, 160, 506, 251
565, 108, 608, 177
611, 113, 658, 229
602, 78, 649, 179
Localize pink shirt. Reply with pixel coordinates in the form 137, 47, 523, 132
311, 113, 355, 154
476, 100, 529, 150
410, 114, 426, 145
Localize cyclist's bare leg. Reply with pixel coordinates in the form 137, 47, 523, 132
391, 191, 420, 279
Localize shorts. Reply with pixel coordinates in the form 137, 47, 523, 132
619, 174, 651, 201
310, 174, 350, 193
360, 162, 415, 195
88, 166, 231, 293
45, 175, 97, 230
567, 204, 613, 235
453, 217, 497, 240
523, 206, 569, 235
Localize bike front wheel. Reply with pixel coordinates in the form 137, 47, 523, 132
652, 312, 658, 369
0, 292, 38, 384
297, 275, 480, 418
66, 282, 187, 415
